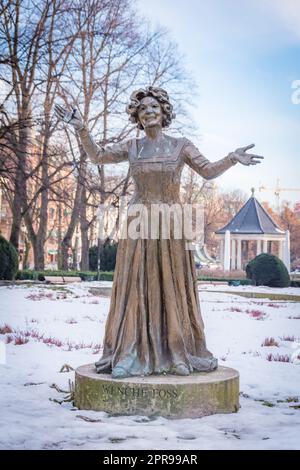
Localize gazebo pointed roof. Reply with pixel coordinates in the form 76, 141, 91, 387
216, 196, 285, 235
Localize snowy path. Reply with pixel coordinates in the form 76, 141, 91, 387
0, 282, 300, 450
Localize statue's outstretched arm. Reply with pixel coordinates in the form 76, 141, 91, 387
183, 139, 263, 180
76, 126, 128, 165
54, 104, 128, 164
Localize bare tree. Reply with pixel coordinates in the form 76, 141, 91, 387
1, 0, 196, 270
0, 0, 83, 267
0, 0, 53, 250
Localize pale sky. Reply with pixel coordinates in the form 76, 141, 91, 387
137, 0, 300, 208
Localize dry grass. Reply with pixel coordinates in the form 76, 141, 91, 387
266, 353, 291, 362
261, 337, 279, 347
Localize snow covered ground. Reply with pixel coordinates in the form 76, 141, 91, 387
0, 281, 300, 450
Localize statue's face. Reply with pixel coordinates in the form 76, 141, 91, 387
138, 96, 163, 129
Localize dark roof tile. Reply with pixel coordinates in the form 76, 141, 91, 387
215, 197, 285, 234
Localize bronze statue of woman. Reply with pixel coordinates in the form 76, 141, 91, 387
55, 86, 263, 379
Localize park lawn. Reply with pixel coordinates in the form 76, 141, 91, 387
0, 282, 300, 450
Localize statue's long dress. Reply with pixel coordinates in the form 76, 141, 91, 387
78, 128, 236, 376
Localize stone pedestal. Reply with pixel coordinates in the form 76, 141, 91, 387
75, 364, 239, 419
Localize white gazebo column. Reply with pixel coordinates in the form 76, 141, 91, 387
278, 240, 284, 261
224, 230, 231, 271
283, 230, 291, 272
231, 239, 236, 269
236, 239, 242, 269
220, 239, 224, 266
263, 239, 268, 253
256, 239, 262, 256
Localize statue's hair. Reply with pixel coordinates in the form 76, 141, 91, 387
126, 86, 176, 130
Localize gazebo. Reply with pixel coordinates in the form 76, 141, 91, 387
215, 191, 290, 272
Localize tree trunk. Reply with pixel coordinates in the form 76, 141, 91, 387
61, 175, 84, 269
80, 186, 89, 271
31, 239, 40, 271
34, 129, 50, 270
72, 234, 79, 270
9, 125, 28, 250
57, 202, 62, 270
9, 188, 22, 251
61, 235, 73, 270
22, 236, 31, 270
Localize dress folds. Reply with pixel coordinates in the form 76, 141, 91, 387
78, 128, 237, 376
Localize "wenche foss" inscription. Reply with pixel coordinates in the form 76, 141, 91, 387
101, 384, 178, 400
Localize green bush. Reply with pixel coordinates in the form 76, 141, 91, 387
0, 235, 19, 280
246, 253, 290, 288
290, 280, 300, 288
89, 242, 118, 272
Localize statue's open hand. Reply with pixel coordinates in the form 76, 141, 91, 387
54, 104, 83, 130
231, 144, 264, 166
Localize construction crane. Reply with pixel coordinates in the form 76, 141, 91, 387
259, 179, 300, 212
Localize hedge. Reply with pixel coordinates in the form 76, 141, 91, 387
198, 276, 252, 286
290, 280, 300, 288
0, 235, 19, 280
16, 270, 114, 282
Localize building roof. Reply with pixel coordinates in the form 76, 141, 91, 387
215, 196, 285, 235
